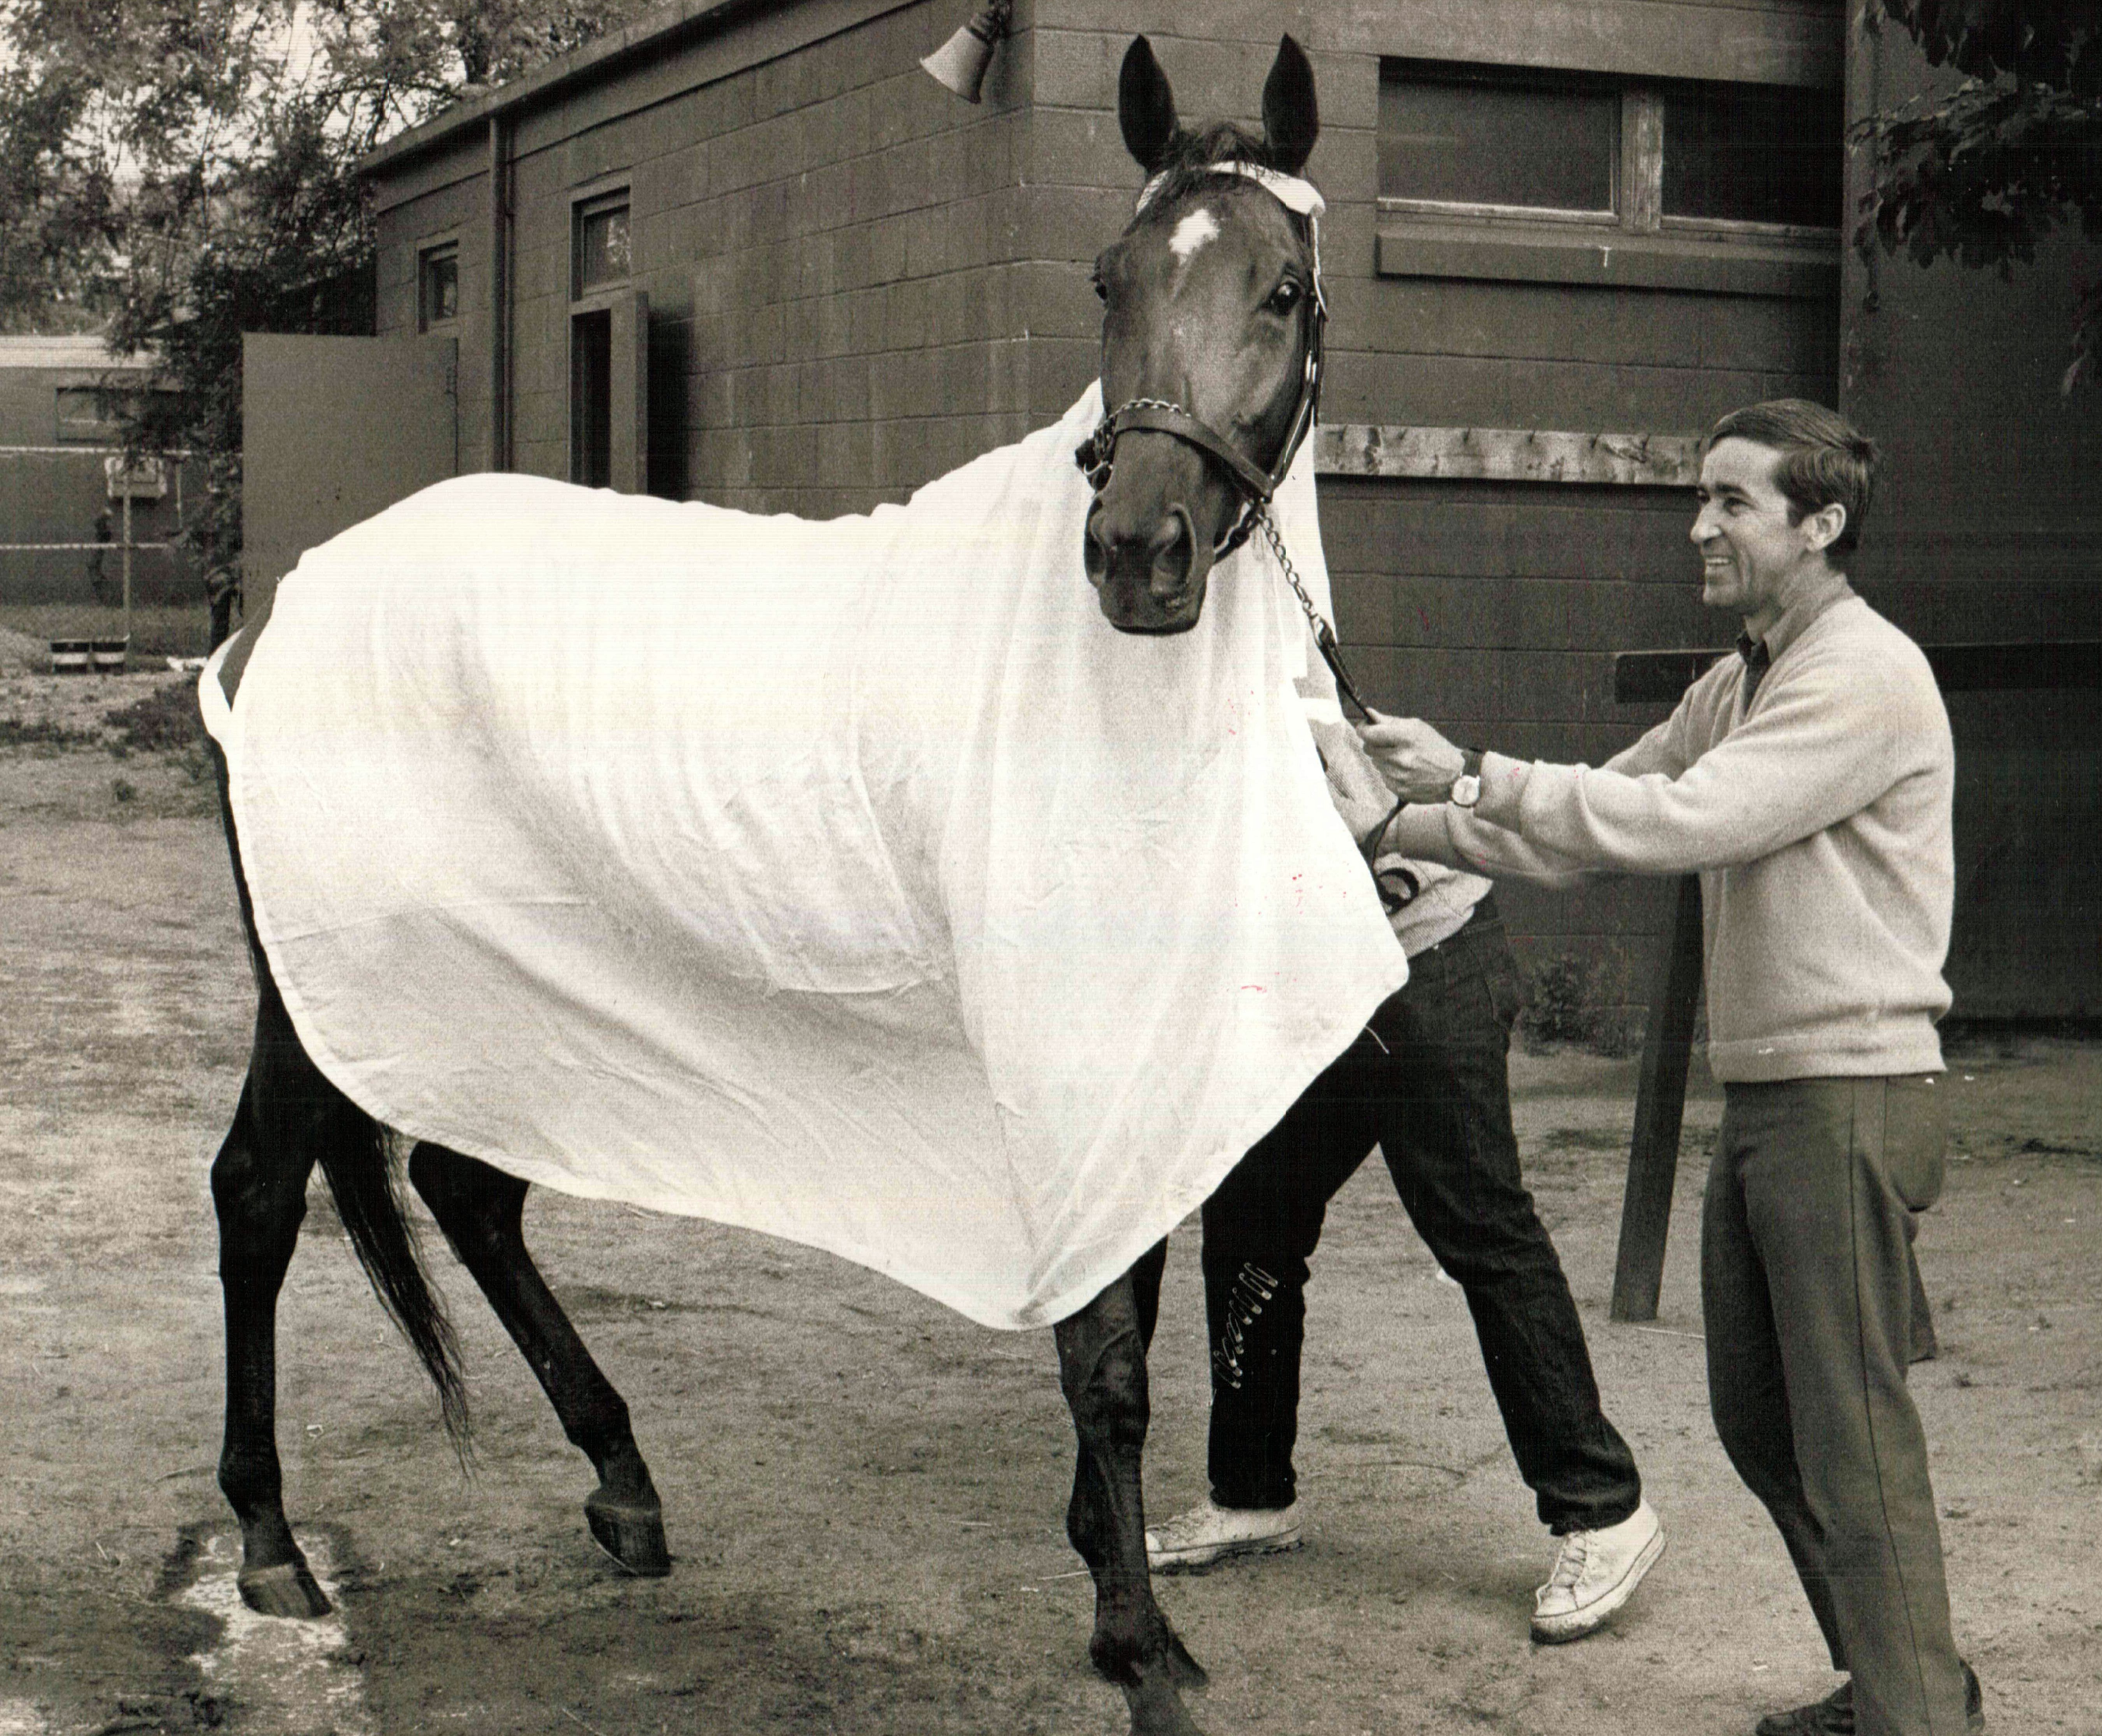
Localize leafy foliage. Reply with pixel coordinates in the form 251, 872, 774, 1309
0, 0, 654, 574
1516, 954, 1641, 1058
1856, 1, 2101, 391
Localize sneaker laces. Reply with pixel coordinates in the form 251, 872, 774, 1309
1150, 1507, 1214, 1548
1545, 1532, 1592, 1592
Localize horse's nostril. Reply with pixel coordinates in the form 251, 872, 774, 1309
1083, 503, 1116, 589
1147, 510, 1194, 601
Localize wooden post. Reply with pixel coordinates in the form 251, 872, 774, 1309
1610, 872, 1704, 1322
121, 490, 132, 649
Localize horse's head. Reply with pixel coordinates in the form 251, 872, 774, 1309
1080, 35, 1323, 635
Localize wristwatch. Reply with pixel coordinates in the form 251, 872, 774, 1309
1450, 749, 1483, 809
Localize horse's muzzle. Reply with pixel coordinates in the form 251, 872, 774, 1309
1084, 499, 1214, 634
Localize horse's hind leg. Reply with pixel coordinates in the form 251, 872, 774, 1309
212, 1045, 327, 1615
407, 1142, 670, 1576
1055, 1241, 1206, 1736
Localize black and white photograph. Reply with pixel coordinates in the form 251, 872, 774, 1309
2, 2, 2096, 1732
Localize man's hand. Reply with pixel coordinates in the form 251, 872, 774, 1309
1309, 719, 1399, 844
1356, 713, 1468, 803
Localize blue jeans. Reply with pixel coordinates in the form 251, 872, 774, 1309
1199, 900, 1642, 1534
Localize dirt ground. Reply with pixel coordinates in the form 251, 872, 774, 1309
3, 672, 2097, 1736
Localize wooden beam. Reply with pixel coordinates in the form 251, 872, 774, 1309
1611, 872, 1704, 1324
1314, 425, 1700, 487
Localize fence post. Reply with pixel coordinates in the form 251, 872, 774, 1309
1609, 872, 1704, 1323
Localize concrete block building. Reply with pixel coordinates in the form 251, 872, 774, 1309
243, 0, 2097, 1018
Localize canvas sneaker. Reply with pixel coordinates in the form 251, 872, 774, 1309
1145, 1497, 1302, 1573
1752, 1660, 1985, 1734
1529, 1497, 1665, 1643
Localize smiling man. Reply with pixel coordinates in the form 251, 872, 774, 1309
1357, 401, 1982, 1736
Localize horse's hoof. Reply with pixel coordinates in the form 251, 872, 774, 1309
1162, 1629, 1208, 1691
585, 1490, 670, 1576
1119, 1667, 1206, 1736
237, 1558, 332, 1618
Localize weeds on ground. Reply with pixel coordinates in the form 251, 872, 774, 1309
0, 715, 97, 749
104, 682, 203, 752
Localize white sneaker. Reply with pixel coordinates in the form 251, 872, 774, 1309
1145, 1497, 1303, 1573
1530, 1498, 1665, 1643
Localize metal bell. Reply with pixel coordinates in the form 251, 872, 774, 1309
920, 1, 1012, 103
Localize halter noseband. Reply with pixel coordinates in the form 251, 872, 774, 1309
1074, 162, 1329, 561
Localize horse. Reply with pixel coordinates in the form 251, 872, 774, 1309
204, 35, 1339, 1736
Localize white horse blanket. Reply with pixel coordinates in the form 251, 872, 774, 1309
204, 385, 1407, 1329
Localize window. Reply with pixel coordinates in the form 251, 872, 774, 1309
1660, 82, 1842, 230
55, 386, 121, 443
1380, 69, 1619, 220
418, 242, 460, 330
53, 383, 172, 443
1380, 61, 1842, 236
573, 192, 631, 298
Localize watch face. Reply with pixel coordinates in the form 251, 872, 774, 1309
1451, 773, 1482, 809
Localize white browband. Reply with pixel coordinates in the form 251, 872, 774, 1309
1134, 161, 1327, 218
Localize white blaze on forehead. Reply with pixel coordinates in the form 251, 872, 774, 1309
1168, 207, 1220, 262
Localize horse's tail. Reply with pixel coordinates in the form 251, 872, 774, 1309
311, 1109, 473, 1462
213, 705, 469, 1461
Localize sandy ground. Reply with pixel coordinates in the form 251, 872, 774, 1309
2, 673, 2097, 1736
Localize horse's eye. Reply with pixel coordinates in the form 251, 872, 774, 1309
1267, 280, 1303, 316
1091, 273, 1110, 303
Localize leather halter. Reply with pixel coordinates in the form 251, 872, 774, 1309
1074, 164, 1328, 561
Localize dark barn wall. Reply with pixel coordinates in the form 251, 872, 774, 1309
373, 157, 489, 467
1841, 16, 2102, 1019
364, 0, 2093, 1018
373, 0, 1043, 517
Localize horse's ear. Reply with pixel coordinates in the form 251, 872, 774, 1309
1118, 37, 1178, 175
1261, 35, 1318, 176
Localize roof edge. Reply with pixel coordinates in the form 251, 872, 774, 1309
360, 0, 769, 175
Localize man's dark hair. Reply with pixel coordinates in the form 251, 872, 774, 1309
1705, 398, 1879, 557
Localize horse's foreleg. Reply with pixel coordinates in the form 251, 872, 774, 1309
1055, 1245, 1206, 1736
406, 1142, 669, 1576
212, 1072, 330, 1617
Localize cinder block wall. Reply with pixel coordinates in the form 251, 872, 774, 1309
529, 4, 1037, 509
370, 0, 1857, 1016
373, 1, 1042, 513
373, 160, 488, 467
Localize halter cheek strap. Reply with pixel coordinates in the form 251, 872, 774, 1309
1075, 163, 1329, 561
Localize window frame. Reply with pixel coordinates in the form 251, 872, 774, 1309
1377, 61, 1626, 230
417, 237, 461, 333
571, 186, 634, 304
1375, 60, 1843, 298
54, 383, 125, 443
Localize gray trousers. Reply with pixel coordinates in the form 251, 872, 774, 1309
1704, 1075, 1969, 1736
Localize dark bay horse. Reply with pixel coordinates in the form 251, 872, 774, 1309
208, 35, 1324, 1736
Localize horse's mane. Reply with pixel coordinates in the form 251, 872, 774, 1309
1126, 122, 1315, 232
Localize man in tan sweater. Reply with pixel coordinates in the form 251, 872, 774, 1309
1359, 400, 1979, 1736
